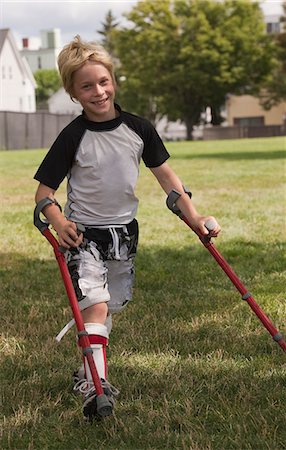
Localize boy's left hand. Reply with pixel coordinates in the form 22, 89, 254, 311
193, 216, 221, 237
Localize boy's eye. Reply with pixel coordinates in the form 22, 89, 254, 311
100, 78, 109, 85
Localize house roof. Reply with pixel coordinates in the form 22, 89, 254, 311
0, 28, 9, 52
0, 28, 37, 88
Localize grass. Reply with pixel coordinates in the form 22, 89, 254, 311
0, 137, 286, 450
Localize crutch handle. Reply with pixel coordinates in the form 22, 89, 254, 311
204, 218, 218, 232
58, 223, 86, 253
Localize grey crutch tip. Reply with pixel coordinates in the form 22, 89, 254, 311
96, 394, 113, 417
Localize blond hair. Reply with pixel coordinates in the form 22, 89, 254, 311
58, 35, 115, 98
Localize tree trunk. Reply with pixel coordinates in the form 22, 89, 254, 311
211, 105, 223, 125
184, 117, 194, 140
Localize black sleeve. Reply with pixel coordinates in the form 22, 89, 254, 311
34, 120, 83, 190
121, 111, 170, 168
141, 118, 170, 168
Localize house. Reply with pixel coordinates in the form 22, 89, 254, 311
225, 95, 286, 127
265, 14, 283, 34
0, 28, 36, 112
48, 87, 82, 115
224, 13, 286, 129
20, 29, 61, 72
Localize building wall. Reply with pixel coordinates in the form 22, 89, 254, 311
0, 38, 36, 112
226, 95, 286, 126
48, 87, 82, 115
20, 29, 61, 72
21, 48, 60, 72
40, 28, 61, 50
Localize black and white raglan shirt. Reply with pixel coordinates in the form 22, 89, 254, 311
34, 104, 170, 226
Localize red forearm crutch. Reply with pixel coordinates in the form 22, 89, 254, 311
34, 198, 113, 417
167, 189, 286, 353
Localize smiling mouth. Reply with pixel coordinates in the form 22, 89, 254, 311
92, 97, 108, 106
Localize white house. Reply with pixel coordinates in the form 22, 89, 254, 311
48, 87, 83, 115
0, 28, 36, 112
20, 29, 61, 72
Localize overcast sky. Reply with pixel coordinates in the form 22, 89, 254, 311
0, 0, 284, 49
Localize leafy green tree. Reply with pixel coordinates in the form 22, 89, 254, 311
114, 0, 176, 123
34, 69, 62, 109
114, 0, 275, 138
260, 1, 286, 109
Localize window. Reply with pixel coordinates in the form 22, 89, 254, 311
234, 117, 265, 127
38, 56, 42, 69
266, 22, 280, 34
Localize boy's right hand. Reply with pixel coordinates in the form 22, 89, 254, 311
56, 220, 83, 249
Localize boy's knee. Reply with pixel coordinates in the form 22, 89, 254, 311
81, 301, 108, 322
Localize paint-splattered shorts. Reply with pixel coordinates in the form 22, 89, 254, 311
65, 219, 138, 315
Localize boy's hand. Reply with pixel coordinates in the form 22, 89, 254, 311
56, 220, 83, 249
191, 216, 221, 238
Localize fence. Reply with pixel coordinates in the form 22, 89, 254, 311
203, 124, 286, 140
0, 111, 75, 150
1, 111, 285, 149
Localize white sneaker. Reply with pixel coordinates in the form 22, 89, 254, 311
73, 378, 120, 419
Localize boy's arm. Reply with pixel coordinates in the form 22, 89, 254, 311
35, 183, 82, 248
150, 162, 220, 237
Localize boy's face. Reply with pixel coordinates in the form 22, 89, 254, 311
72, 61, 116, 122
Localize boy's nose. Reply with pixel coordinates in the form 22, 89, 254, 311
94, 84, 105, 96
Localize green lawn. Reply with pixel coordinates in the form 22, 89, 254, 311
1, 137, 286, 449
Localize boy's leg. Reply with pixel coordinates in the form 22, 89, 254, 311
66, 240, 115, 384
74, 313, 113, 383
68, 226, 137, 416
74, 301, 119, 418
81, 303, 109, 381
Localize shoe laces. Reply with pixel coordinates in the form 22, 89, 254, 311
102, 379, 120, 398
73, 378, 120, 398
74, 379, 95, 396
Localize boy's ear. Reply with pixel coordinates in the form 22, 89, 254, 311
69, 91, 78, 102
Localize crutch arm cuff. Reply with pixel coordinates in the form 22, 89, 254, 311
34, 197, 62, 233
166, 186, 192, 218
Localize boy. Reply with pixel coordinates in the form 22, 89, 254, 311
34, 35, 220, 419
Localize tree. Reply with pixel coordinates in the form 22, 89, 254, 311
34, 69, 62, 109
97, 9, 119, 56
114, 0, 275, 138
259, 1, 286, 109
113, 0, 178, 123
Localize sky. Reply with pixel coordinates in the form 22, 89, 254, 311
0, 0, 284, 49
0, 0, 138, 47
